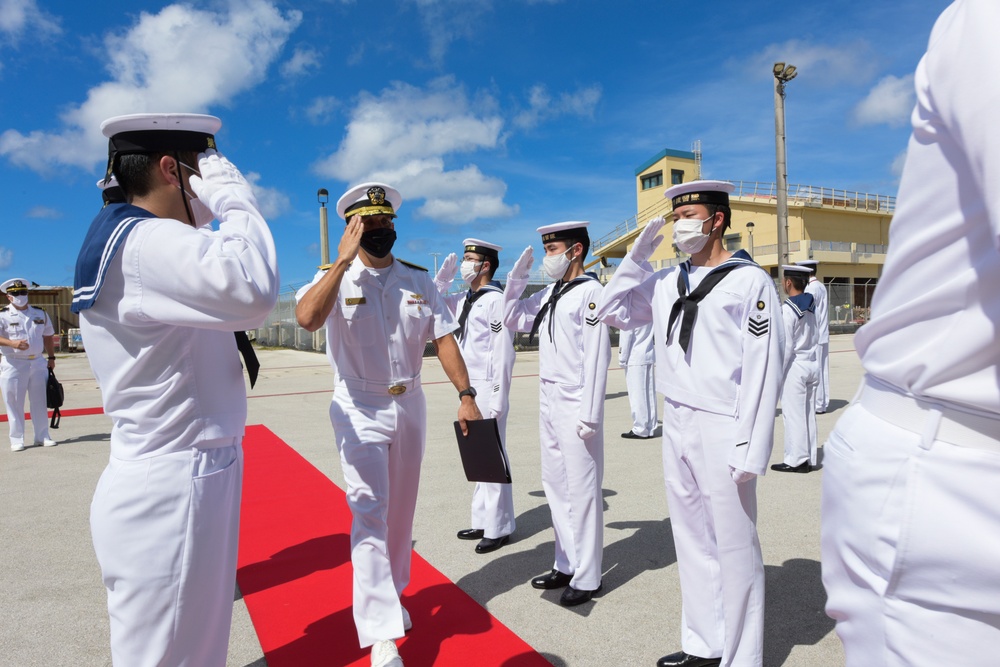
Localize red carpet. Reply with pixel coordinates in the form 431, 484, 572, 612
237, 425, 549, 667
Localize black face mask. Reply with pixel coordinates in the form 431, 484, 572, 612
360, 228, 397, 258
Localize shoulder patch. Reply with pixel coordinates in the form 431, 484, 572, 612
585, 315, 600, 327
398, 259, 429, 272
490, 320, 502, 333
756, 300, 765, 311
748, 314, 769, 338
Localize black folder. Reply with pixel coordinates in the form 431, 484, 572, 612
452, 418, 512, 484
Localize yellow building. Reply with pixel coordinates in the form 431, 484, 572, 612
591, 148, 894, 327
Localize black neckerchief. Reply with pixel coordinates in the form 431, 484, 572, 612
528, 275, 594, 346
456, 281, 502, 340
666, 251, 757, 353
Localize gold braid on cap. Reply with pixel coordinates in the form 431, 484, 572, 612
345, 186, 396, 219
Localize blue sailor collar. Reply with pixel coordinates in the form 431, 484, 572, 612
785, 292, 816, 318
72, 203, 154, 313
679, 249, 760, 291
468, 279, 503, 299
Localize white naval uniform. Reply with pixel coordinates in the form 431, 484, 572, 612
441, 283, 516, 539
618, 321, 657, 437
77, 201, 278, 667
597, 250, 784, 667
821, 2, 1000, 665
0, 305, 54, 447
804, 276, 829, 412
297, 259, 456, 648
503, 274, 610, 592
779, 294, 819, 467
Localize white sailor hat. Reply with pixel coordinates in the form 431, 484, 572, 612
536, 221, 590, 243
1, 278, 30, 295
463, 238, 502, 261
795, 259, 819, 271
336, 182, 402, 221
782, 265, 813, 275
100, 113, 222, 183
664, 180, 735, 209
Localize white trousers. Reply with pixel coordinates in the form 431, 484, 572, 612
815, 343, 830, 412
662, 399, 764, 667
90, 441, 242, 667
0, 356, 50, 446
781, 359, 819, 466
330, 386, 426, 648
469, 378, 515, 539
822, 377, 1000, 667
625, 363, 658, 436
538, 379, 604, 591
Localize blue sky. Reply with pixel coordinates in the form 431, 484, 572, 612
0, 0, 950, 288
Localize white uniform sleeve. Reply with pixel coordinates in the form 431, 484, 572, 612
618, 327, 634, 367
42, 310, 55, 337
781, 302, 796, 380
503, 278, 548, 333
126, 203, 279, 330
488, 296, 516, 418
594, 255, 656, 330
926, 0, 1000, 245
729, 275, 785, 476
422, 272, 459, 340
580, 286, 612, 425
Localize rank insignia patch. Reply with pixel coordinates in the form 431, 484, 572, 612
748, 316, 769, 338
490, 320, 502, 333
585, 315, 599, 327
757, 300, 765, 311
345, 297, 366, 305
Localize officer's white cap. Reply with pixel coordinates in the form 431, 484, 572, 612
537, 221, 590, 243
336, 182, 402, 221
463, 238, 502, 255
664, 180, 735, 209
782, 265, 813, 275
1, 278, 30, 295
795, 260, 819, 271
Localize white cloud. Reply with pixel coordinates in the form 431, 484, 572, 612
0, 245, 11, 269
245, 172, 291, 219
513, 84, 602, 130
280, 46, 320, 79
410, 0, 491, 65
891, 148, 908, 178
0, 0, 60, 41
305, 95, 340, 125
747, 39, 878, 87
0, 1, 301, 174
314, 77, 517, 224
854, 74, 915, 127
26, 205, 60, 219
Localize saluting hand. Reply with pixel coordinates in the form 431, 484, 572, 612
629, 216, 666, 264
434, 253, 458, 292
337, 215, 364, 264
510, 246, 534, 280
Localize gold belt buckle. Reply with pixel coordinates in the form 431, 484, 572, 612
388, 384, 407, 396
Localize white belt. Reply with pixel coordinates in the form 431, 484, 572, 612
337, 375, 421, 396
858, 376, 1000, 452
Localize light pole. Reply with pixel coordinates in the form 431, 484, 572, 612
746, 221, 755, 258
318, 188, 330, 266
773, 62, 797, 285
429, 252, 441, 276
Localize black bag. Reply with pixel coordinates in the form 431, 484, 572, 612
46, 368, 63, 429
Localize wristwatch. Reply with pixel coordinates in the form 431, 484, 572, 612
458, 386, 477, 400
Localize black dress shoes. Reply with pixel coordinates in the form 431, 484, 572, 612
475, 535, 509, 554
559, 581, 602, 606
656, 651, 721, 667
530, 569, 573, 590
770, 462, 811, 473
621, 431, 654, 439
456, 528, 484, 540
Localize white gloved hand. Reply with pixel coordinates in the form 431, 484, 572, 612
629, 216, 667, 264
434, 252, 458, 293
729, 466, 757, 484
576, 421, 598, 440
188, 149, 258, 217
510, 246, 534, 280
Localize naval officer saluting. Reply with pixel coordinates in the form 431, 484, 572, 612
296, 183, 482, 667
433, 238, 517, 554
596, 181, 785, 667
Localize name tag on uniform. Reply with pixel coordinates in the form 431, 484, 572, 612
345, 297, 366, 306
407, 293, 428, 305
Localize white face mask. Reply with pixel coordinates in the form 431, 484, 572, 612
10, 295, 28, 308
672, 215, 715, 255
542, 248, 572, 280
460, 260, 483, 285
